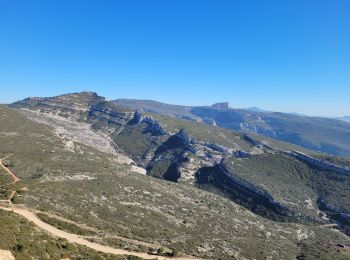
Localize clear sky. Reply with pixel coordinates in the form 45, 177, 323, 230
0, 0, 349, 116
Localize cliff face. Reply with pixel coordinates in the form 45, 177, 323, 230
195, 152, 350, 229
195, 162, 296, 222
318, 198, 350, 236
132, 113, 167, 135
290, 151, 350, 175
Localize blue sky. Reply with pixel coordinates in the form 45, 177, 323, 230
0, 0, 349, 116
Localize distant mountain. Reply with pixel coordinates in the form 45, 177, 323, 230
113, 98, 350, 157
242, 107, 272, 113
115, 98, 199, 121
211, 102, 230, 109
334, 116, 350, 123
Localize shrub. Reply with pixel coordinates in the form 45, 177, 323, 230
157, 247, 165, 255
171, 248, 178, 256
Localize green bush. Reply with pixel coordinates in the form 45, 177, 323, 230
157, 247, 165, 255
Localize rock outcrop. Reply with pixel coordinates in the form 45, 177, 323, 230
195, 161, 296, 222
211, 102, 230, 109
129, 111, 167, 135
290, 151, 350, 175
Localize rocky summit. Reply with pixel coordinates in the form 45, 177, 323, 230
211, 102, 230, 109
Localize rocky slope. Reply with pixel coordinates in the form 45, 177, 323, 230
5, 92, 350, 259
114, 99, 350, 157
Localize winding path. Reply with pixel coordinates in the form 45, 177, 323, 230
0, 154, 19, 184
0, 207, 199, 260
0, 154, 202, 260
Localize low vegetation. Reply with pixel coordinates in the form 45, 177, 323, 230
37, 213, 96, 236
1, 94, 350, 260
0, 209, 127, 260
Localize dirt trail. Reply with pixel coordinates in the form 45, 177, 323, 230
0, 206, 200, 260
0, 249, 15, 260
0, 154, 18, 203
37, 210, 100, 233
0, 155, 19, 183
0, 154, 202, 260
0, 190, 15, 203
36, 210, 167, 250
1, 154, 13, 161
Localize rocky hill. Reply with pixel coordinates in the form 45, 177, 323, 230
113, 99, 350, 157
2, 92, 350, 259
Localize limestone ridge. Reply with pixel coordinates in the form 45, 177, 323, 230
195, 161, 296, 222
290, 151, 350, 175
10, 92, 350, 234
3, 98, 350, 259
128, 111, 167, 135
114, 98, 350, 157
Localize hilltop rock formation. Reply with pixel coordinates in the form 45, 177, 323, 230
211, 102, 230, 109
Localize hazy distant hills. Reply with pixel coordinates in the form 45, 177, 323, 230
334, 116, 350, 123
115, 99, 199, 121
242, 107, 272, 113
113, 99, 350, 157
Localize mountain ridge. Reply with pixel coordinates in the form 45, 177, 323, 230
113, 98, 350, 157
3, 91, 350, 259
335, 116, 350, 123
